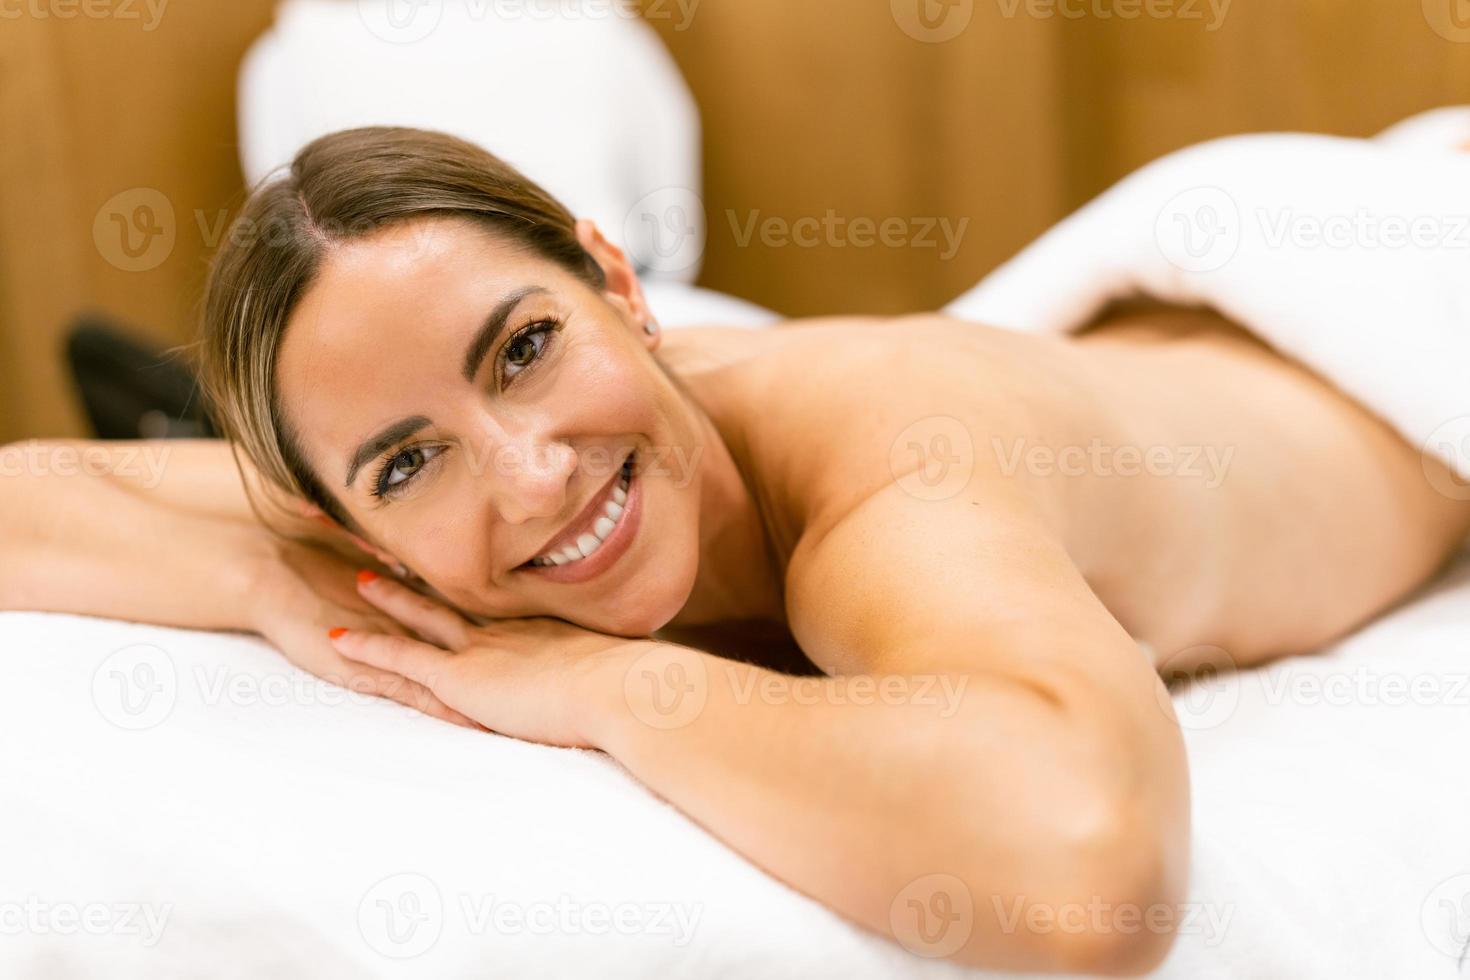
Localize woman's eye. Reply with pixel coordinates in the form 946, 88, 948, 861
376, 444, 443, 496
503, 323, 553, 379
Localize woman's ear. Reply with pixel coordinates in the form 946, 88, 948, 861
575, 219, 660, 347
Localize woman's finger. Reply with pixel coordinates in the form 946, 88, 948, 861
355, 570, 470, 649
347, 666, 478, 730
329, 627, 456, 692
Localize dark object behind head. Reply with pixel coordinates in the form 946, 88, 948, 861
66, 313, 215, 440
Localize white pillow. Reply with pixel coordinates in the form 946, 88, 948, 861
238, 0, 706, 283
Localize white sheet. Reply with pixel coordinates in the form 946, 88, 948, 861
6, 547, 1470, 978
944, 110, 1470, 485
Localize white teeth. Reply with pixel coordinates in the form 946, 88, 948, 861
531, 466, 635, 567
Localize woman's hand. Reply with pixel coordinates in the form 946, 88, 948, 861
245, 539, 477, 729
327, 571, 652, 748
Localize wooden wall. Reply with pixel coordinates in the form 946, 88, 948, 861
3, 0, 1470, 442
0, 2, 277, 443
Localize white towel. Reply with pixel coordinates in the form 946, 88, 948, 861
944, 108, 1470, 487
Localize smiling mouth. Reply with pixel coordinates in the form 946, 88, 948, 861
521, 452, 636, 571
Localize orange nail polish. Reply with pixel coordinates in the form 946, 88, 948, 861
328, 627, 349, 639
356, 569, 379, 585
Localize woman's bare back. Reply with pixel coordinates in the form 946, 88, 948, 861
663, 306, 1470, 673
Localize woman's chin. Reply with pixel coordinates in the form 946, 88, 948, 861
586, 559, 699, 638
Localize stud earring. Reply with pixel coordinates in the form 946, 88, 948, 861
643, 320, 659, 336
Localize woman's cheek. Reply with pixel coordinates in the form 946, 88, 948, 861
552, 340, 666, 437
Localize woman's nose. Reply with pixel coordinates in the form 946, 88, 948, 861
486, 435, 579, 525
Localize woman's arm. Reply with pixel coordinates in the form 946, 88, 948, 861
0, 438, 473, 725
0, 439, 280, 629
332, 483, 1189, 975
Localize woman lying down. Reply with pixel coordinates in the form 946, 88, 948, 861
7, 126, 1470, 975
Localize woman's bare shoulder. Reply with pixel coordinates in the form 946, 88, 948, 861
668, 315, 1074, 565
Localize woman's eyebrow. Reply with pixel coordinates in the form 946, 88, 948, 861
343, 286, 549, 488
345, 415, 432, 488
461, 285, 549, 382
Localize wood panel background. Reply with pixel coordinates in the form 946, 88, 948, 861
2, 0, 1469, 443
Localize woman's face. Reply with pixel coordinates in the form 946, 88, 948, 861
275, 216, 705, 635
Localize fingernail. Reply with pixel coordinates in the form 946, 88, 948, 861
356, 569, 379, 585
328, 627, 349, 639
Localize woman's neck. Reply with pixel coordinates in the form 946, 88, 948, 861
667, 391, 787, 629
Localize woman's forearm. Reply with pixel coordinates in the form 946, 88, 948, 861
0, 439, 278, 631
582, 647, 1181, 975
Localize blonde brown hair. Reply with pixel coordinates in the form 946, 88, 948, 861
198, 126, 605, 528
